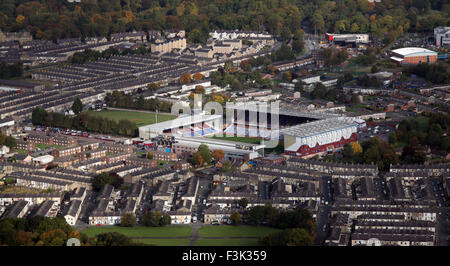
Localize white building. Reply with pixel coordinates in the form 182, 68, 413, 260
64, 199, 82, 226
32, 155, 54, 165
434, 27, 450, 47
282, 117, 364, 158
0, 145, 10, 156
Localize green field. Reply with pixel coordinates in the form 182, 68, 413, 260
195, 238, 259, 246
198, 225, 281, 238
82, 225, 279, 246
133, 238, 190, 246
12, 149, 29, 154
82, 225, 192, 238
86, 110, 176, 126
210, 135, 262, 145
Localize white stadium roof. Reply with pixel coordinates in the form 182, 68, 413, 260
139, 114, 222, 136
391, 47, 437, 57
227, 102, 339, 120
390, 56, 404, 62
282, 117, 364, 151
280, 117, 360, 138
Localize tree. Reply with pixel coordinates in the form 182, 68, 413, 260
120, 214, 137, 227
95, 232, 134, 246
342, 143, 355, 161
273, 44, 294, 62
388, 131, 398, 144
71, 98, 83, 115
350, 142, 363, 154
15, 231, 34, 246
160, 214, 171, 226
141, 212, 161, 227
141, 211, 170, 227
259, 228, 313, 246
191, 152, 204, 167
194, 85, 205, 94
294, 82, 304, 93
282, 72, 292, 82
197, 144, 212, 164
311, 83, 327, 99
221, 160, 235, 173
238, 198, 249, 209
192, 73, 204, 81
179, 73, 192, 84
230, 211, 242, 225
92, 173, 115, 191
280, 26, 291, 43
32, 107, 47, 125
224, 61, 234, 73
247, 206, 266, 225
351, 94, 361, 104
147, 83, 159, 91
211, 149, 225, 162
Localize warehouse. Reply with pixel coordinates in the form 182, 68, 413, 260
390, 47, 438, 65
325, 33, 370, 45
281, 117, 365, 158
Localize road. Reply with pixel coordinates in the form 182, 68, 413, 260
314, 175, 333, 245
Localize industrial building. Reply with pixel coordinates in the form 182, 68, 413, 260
325, 33, 370, 45
434, 27, 450, 47
281, 117, 366, 158
390, 47, 438, 65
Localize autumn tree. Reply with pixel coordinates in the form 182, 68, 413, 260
192, 73, 204, 81
211, 149, 225, 162
230, 211, 242, 225
194, 85, 205, 94
350, 142, 363, 154
147, 83, 159, 91
179, 73, 192, 84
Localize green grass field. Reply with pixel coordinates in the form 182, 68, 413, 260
198, 225, 281, 238
133, 238, 190, 246
86, 110, 176, 126
82, 225, 279, 246
12, 149, 29, 154
82, 226, 192, 238
195, 238, 259, 246
210, 135, 262, 144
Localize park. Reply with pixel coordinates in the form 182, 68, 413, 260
86, 109, 176, 127
81, 224, 282, 246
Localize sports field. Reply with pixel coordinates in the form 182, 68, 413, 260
82, 225, 192, 238
86, 110, 176, 126
198, 225, 281, 237
81, 225, 279, 246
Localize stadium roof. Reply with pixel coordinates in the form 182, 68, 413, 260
226, 103, 339, 120
280, 117, 361, 138
391, 47, 437, 57
390, 56, 404, 62
139, 114, 222, 134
